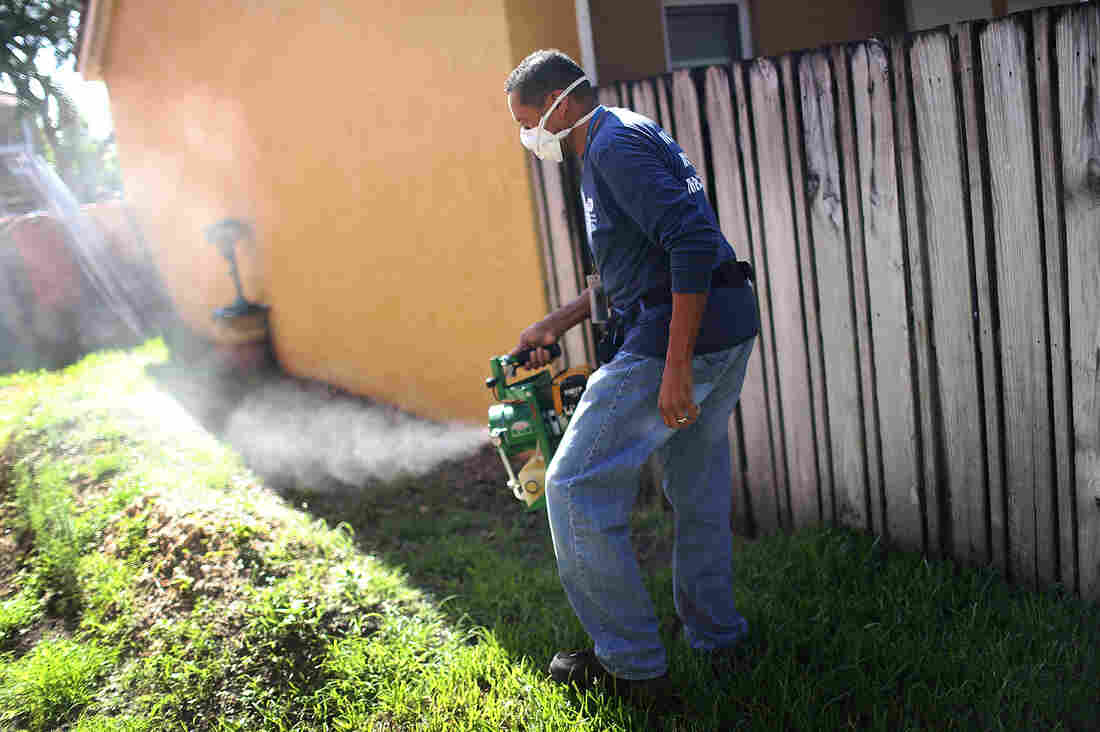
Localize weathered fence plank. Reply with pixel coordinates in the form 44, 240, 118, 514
703, 65, 779, 535
852, 42, 923, 549
1034, 6, 1076, 593
617, 81, 632, 109
538, 159, 588, 369
657, 75, 675, 137
673, 70, 710, 197
832, 44, 878, 531
782, 53, 829, 526
527, 157, 561, 312
701, 68, 749, 534
597, 85, 620, 108
980, 17, 1055, 587
911, 31, 987, 565
801, 54, 858, 528
630, 78, 660, 123
735, 62, 785, 533
891, 37, 936, 555
843, 44, 886, 538
800, 51, 864, 530
1057, 4, 1100, 601
749, 58, 817, 528
953, 22, 1003, 569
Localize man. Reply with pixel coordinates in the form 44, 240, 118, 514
504, 50, 760, 702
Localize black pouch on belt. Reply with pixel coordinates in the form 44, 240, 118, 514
595, 313, 625, 366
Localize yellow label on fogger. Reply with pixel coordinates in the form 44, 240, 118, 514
516, 453, 546, 507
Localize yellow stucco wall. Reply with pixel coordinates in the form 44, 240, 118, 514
101, 0, 580, 423
503, 0, 582, 73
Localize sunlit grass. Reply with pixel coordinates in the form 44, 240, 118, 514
11, 461, 85, 612
0, 638, 116, 731
68, 716, 154, 732
76, 554, 138, 645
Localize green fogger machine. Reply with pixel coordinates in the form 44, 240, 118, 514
485, 344, 591, 511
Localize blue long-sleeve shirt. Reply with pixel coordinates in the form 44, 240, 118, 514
581, 106, 759, 358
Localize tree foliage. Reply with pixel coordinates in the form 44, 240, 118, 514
0, 0, 122, 203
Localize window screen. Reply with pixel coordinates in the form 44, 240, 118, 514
665, 4, 742, 69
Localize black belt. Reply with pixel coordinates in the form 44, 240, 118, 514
638, 259, 754, 311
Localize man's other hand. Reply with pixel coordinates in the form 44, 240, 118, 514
659, 362, 700, 429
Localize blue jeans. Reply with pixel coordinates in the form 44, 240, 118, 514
544, 338, 755, 680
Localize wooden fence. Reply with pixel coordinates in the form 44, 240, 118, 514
527, 3, 1100, 602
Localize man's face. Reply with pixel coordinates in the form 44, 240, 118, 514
508, 89, 566, 134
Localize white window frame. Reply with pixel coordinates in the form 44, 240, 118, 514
574, 0, 600, 86
76, 0, 115, 81
660, 0, 753, 72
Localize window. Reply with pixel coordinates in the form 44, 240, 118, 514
663, 1, 750, 70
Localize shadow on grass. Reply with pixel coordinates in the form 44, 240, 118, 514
145, 360, 1100, 731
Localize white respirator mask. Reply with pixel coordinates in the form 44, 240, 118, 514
518, 76, 598, 163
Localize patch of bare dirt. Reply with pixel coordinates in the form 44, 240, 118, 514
438, 443, 525, 514
99, 493, 292, 640
0, 522, 30, 601
8, 614, 77, 656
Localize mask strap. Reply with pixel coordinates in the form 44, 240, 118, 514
567, 106, 598, 135
540, 75, 590, 128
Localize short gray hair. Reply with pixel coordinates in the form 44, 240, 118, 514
505, 49, 593, 107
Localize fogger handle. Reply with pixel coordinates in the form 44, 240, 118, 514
512, 343, 562, 367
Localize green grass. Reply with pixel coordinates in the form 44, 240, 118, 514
0, 341, 1097, 731
344, 496, 1100, 731
68, 717, 154, 732
11, 461, 86, 612
0, 638, 116, 731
